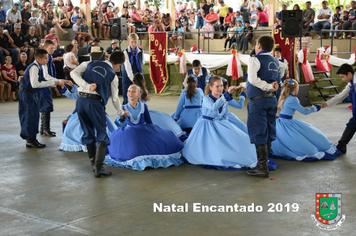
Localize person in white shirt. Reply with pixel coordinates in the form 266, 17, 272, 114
6, 3, 22, 33
313, 0, 332, 39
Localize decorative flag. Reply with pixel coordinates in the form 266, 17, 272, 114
149, 32, 169, 93
315, 46, 333, 72
273, 29, 296, 79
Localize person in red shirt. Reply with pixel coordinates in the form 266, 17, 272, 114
255, 7, 269, 29
202, 7, 219, 39
1, 56, 18, 101
219, 7, 235, 39
103, 5, 114, 39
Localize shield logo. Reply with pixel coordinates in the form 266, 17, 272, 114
315, 193, 342, 225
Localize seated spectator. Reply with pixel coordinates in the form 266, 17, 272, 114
142, 1, 150, 12
103, 5, 115, 39
223, 21, 236, 51
313, 1, 332, 39
275, 18, 282, 29
31, 0, 39, 12
1, 56, 18, 101
136, 3, 142, 15
45, 4, 68, 34
52, 39, 65, 81
339, 10, 349, 38
219, 7, 234, 38
293, 4, 301, 11
240, 20, 253, 51
187, 2, 196, 20
70, 6, 81, 25
25, 26, 40, 50
15, 52, 28, 78
202, 7, 219, 39
38, 11, 51, 37
122, 7, 135, 35
41, 0, 51, 11
235, 10, 243, 26
342, 1, 356, 37
142, 9, 152, 30
148, 20, 160, 32
78, 18, 93, 47
130, 6, 145, 33
6, 3, 22, 33
105, 39, 120, 58
11, 23, 34, 62
55, 0, 65, 17
276, 4, 287, 22
29, 10, 40, 36
113, 6, 121, 17
330, 6, 342, 38
121, 1, 129, 15
178, 10, 189, 31
235, 20, 244, 49
21, 2, 31, 35
303, 1, 315, 36
63, 43, 79, 81
169, 21, 184, 48
101, 3, 107, 13
91, 7, 103, 39
154, 13, 166, 32
254, 7, 268, 29
161, 13, 170, 31
86, 37, 104, 54
0, 25, 19, 64
58, 6, 71, 28
0, 2, 8, 32
45, 27, 60, 47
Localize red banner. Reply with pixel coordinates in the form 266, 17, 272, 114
273, 29, 296, 79
149, 32, 168, 93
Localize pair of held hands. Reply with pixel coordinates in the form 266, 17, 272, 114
227, 84, 247, 94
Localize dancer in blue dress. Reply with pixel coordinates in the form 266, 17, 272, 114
182, 76, 258, 169
222, 78, 248, 134
59, 83, 117, 152
114, 72, 186, 139
106, 85, 184, 171
172, 75, 204, 132
271, 79, 340, 161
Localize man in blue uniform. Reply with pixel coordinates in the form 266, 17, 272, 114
71, 51, 125, 178
18, 49, 64, 148
183, 59, 209, 91
246, 35, 280, 178
321, 64, 356, 154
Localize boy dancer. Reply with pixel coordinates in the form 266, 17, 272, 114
183, 59, 209, 90
18, 49, 64, 148
246, 35, 280, 178
122, 33, 145, 104
321, 64, 356, 154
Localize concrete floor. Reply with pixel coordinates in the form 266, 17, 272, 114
0, 95, 355, 236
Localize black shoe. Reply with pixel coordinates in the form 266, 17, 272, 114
35, 139, 46, 148
86, 143, 96, 172
219, 35, 225, 39
26, 138, 45, 148
247, 144, 269, 178
41, 130, 56, 137
336, 127, 355, 154
94, 143, 112, 178
40, 112, 56, 137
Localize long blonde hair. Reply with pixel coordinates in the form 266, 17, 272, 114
204, 75, 222, 95
277, 79, 299, 116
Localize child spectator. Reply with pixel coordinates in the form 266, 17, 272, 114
1, 56, 18, 101
178, 10, 189, 31
169, 21, 184, 49
240, 20, 253, 51
330, 6, 342, 38
249, 4, 258, 26
223, 21, 236, 51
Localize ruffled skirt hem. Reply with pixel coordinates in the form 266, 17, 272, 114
59, 143, 87, 152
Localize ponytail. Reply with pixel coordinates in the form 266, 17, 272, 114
186, 76, 197, 102
133, 72, 149, 102
277, 79, 299, 116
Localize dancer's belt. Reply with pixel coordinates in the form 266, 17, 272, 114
19, 87, 33, 93
250, 92, 276, 100
78, 92, 102, 100
279, 114, 293, 119
185, 105, 202, 109
202, 115, 214, 120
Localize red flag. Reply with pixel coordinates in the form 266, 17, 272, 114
149, 32, 169, 93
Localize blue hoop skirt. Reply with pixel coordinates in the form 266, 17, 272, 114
59, 113, 117, 152
105, 124, 184, 170
271, 118, 341, 161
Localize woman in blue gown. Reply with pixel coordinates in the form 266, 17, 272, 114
222, 78, 248, 134
106, 85, 184, 170
182, 76, 258, 169
114, 73, 187, 139
271, 79, 341, 161
58, 84, 117, 152
172, 75, 204, 132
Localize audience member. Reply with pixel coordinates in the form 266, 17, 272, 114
313, 1, 332, 39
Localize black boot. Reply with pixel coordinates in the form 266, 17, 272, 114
337, 127, 355, 154
86, 143, 96, 172
246, 144, 269, 178
94, 143, 112, 178
40, 112, 56, 137
26, 137, 45, 148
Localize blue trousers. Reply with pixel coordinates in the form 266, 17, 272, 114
18, 90, 40, 139
313, 21, 331, 36
122, 78, 133, 105
241, 34, 253, 51
346, 116, 356, 131
0, 48, 18, 64
247, 97, 277, 145
76, 97, 109, 145
196, 16, 204, 29
39, 88, 54, 112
